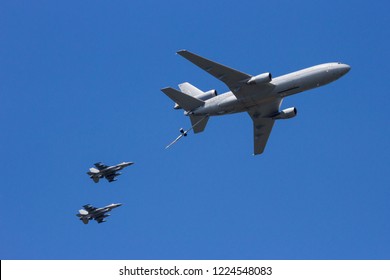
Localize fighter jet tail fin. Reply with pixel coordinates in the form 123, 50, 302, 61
161, 87, 204, 112
76, 214, 89, 224
87, 168, 100, 183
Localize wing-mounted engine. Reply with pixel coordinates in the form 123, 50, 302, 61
272, 107, 297, 120
247, 73, 272, 85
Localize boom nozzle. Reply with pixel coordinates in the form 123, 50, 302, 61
165, 115, 209, 149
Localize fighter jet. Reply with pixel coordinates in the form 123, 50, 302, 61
87, 161, 134, 183
76, 203, 122, 224
162, 50, 350, 155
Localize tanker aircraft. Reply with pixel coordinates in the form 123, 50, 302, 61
162, 50, 350, 155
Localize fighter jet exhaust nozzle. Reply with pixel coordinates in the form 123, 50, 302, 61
247, 73, 272, 85
272, 107, 297, 120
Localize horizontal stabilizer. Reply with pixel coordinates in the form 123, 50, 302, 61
161, 87, 204, 111
190, 115, 209, 133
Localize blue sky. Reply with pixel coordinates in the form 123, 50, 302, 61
1, 0, 389, 259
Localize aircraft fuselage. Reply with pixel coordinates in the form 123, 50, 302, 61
192, 63, 350, 116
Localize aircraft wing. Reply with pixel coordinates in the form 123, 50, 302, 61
94, 162, 108, 170
248, 99, 282, 155
83, 204, 97, 212
105, 173, 117, 182
177, 50, 252, 95
94, 215, 106, 223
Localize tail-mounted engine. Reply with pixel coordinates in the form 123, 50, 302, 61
174, 89, 217, 109
202, 89, 218, 99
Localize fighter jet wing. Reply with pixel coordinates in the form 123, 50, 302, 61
177, 50, 252, 95
105, 173, 117, 182
94, 215, 106, 223
94, 162, 108, 170
247, 98, 282, 155
83, 204, 97, 212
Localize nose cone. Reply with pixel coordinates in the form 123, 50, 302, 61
339, 63, 351, 76
112, 203, 122, 208
122, 161, 134, 167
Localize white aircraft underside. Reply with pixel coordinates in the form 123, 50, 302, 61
162, 50, 350, 155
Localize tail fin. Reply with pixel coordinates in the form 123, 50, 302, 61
190, 115, 209, 133
87, 168, 100, 183
161, 87, 204, 112
77, 211, 90, 224
178, 82, 204, 97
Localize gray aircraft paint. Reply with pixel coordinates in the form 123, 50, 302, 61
76, 203, 122, 224
162, 50, 350, 155
190, 63, 349, 116
87, 161, 134, 183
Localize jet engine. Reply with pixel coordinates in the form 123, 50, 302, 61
247, 73, 272, 85
174, 89, 217, 109
273, 107, 297, 120
201, 89, 218, 100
